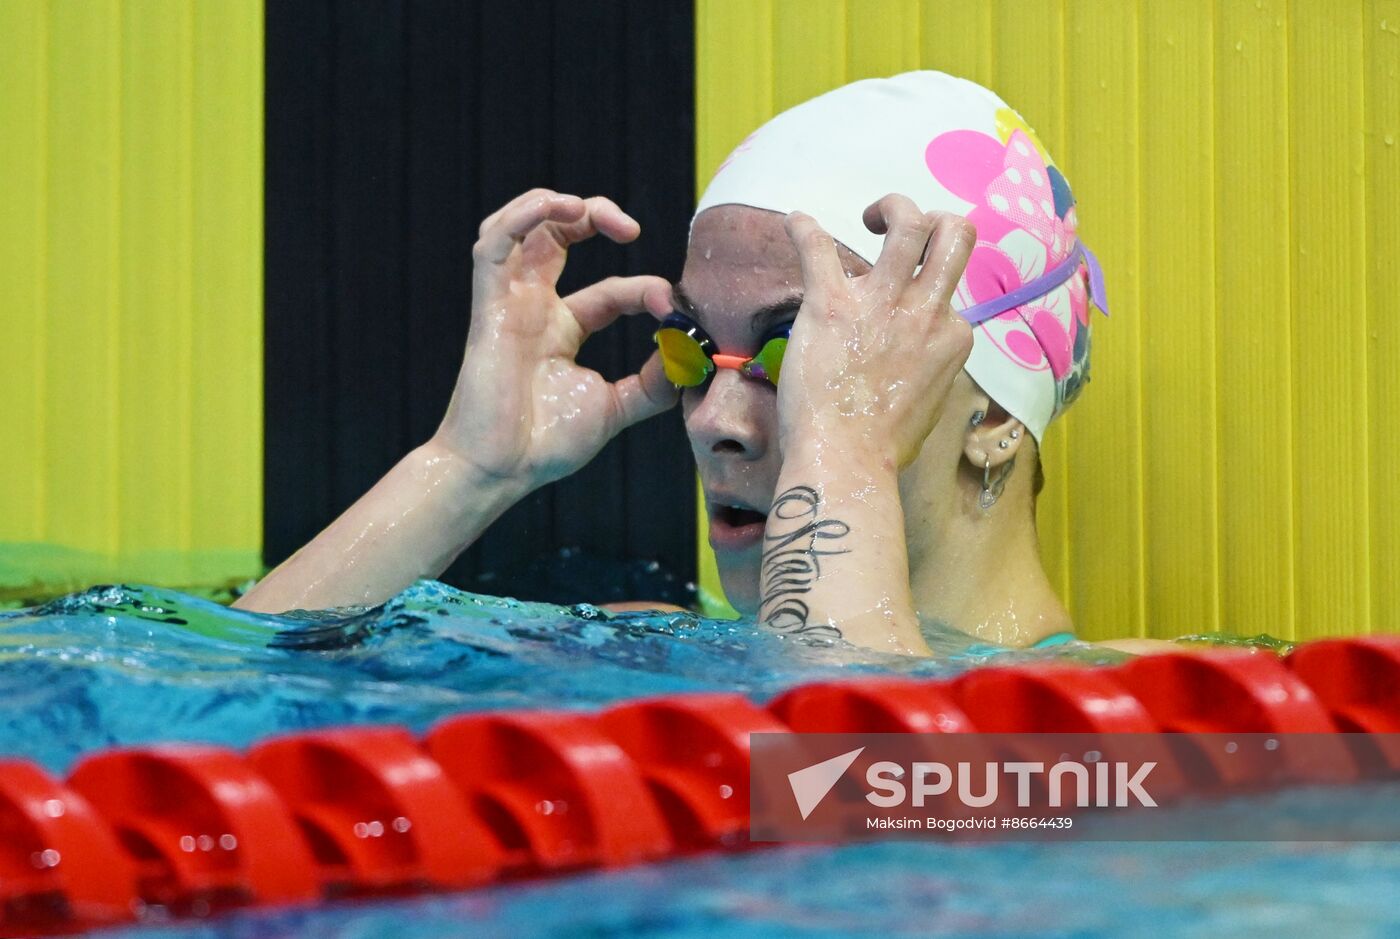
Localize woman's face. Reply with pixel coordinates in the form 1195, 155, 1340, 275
673, 206, 871, 614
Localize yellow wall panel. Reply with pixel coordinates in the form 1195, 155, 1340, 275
190, 0, 263, 557
774, 0, 846, 111
1061, 0, 1145, 638
691, 0, 1394, 642
119, 0, 194, 555
1368, 0, 1400, 632
0, 1, 46, 541
44, 0, 122, 555
0, 1, 263, 592
1290, 2, 1370, 637
1140, 1, 1219, 636
847, 0, 921, 80
921, 0, 993, 87
1215, 0, 1295, 638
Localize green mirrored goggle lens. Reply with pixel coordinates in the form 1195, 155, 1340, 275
741, 336, 787, 386
655, 328, 714, 387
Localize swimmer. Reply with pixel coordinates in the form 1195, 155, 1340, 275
238, 72, 1170, 656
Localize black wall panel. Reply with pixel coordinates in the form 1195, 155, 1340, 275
265, 0, 697, 603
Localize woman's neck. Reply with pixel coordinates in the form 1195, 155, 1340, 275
906, 493, 1072, 647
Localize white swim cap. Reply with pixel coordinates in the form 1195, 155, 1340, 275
693, 70, 1108, 442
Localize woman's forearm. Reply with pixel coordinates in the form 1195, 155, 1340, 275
760, 441, 930, 656
234, 439, 528, 613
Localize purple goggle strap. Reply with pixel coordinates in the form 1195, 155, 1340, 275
958, 242, 1110, 327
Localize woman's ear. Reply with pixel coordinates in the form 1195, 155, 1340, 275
962, 399, 1027, 470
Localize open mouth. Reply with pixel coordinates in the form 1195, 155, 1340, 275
715, 504, 767, 528
709, 502, 768, 552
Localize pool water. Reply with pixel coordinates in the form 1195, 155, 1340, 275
0, 581, 1124, 771
2, 583, 1397, 937
103, 840, 1400, 938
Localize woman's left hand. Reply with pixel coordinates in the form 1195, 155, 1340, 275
754, 196, 976, 656
777, 195, 976, 467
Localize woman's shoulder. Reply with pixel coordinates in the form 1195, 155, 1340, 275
599, 600, 691, 614
1092, 637, 1265, 656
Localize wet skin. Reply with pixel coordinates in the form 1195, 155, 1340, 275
677, 206, 868, 613
239, 190, 1092, 653
679, 204, 977, 620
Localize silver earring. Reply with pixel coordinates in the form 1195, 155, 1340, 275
969, 410, 986, 429
998, 439, 1009, 449
980, 455, 997, 510
980, 454, 1015, 511
1010, 429, 1021, 440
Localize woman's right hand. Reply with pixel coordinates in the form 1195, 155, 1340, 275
238, 190, 674, 614
435, 190, 679, 492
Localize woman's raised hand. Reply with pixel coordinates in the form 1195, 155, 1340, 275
778, 195, 976, 469
236, 190, 676, 613
436, 190, 678, 491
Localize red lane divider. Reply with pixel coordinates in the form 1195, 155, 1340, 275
953, 666, 1189, 803
1288, 636, 1400, 771
769, 678, 973, 733
2, 637, 1398, 936
0, 761, 137, 935
67, 746, 318, 913
1113, 653, 1356, 787
600, 694, 786, 851
249, 727, 498, 895
1288, 637, 1400, 733
426, 711, 672, 873
766, 679, 992, 827
954, 666, 1158, 733
1113, 653, 1338, 733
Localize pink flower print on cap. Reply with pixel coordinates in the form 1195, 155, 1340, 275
926, 126, 1090, 383
955, 242, 1049, 372
985, 132, 1062, 253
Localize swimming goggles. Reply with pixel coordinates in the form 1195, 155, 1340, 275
653, 240, 1108, 388
653, 313, 788, 388
959, 241, 1110, 326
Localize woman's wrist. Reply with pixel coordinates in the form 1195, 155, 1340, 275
765, 435, 928, 656
235, 440, 529, 613
778, 426, 900, 484
413, 437, 532, 537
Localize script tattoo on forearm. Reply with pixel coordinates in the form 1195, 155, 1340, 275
759, 485, 850, 642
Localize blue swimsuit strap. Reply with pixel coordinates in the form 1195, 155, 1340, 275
956, 631, 1078, 658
